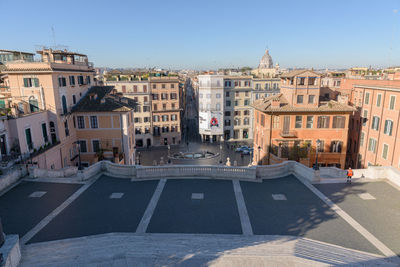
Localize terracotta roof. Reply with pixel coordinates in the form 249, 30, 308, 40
280, 69, 321, 78
72, 86, 136, 113
252, 94, 355, 113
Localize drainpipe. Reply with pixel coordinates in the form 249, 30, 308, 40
119, 113, 125, 164
39, 86, 45, 110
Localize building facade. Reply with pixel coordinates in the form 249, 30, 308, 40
198, 75, 224, 142
105, 80, 152, 147
150, 77, 182, 146
340, 79, 400, 170
252, 70, 355, 169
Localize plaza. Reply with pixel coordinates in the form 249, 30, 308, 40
1, 167, 400, 266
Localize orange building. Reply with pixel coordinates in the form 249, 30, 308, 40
340, 79, 400, 169
252, 70, 355, 169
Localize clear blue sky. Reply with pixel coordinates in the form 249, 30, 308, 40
1, 0, 399, 69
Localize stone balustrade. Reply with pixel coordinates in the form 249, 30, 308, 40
136, 165, 257, 180
319, 167, 347, 178
30, 166, 78, 179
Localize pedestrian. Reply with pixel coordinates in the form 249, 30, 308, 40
346, 167, 353, 184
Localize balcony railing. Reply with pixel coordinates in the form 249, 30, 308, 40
279, 130, 297, 138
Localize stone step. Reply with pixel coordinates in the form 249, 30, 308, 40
19, 233, 398, 266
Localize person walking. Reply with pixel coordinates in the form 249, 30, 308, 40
346, 168, 353, 184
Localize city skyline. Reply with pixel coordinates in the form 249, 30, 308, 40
1, 0, 400, 69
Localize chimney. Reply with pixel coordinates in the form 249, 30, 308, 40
271, 98, 280, 107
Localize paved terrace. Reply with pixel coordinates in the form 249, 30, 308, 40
1, 162, 400, 266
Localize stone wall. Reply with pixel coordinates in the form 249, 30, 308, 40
0, 167, 28, 192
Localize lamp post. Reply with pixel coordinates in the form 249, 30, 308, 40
73, 141, 82, 170
219, 144, 223, 164
314, 139, 321, 170
258, 146, 261, 165
138, 152, 141, 165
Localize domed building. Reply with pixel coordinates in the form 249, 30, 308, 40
252, 49, 280, 78
258, 49, 274, 69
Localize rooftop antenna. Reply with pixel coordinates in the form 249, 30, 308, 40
51, 26, 56, 48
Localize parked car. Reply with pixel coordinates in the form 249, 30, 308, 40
235, 146, 250, 152
241, 147, 254, 155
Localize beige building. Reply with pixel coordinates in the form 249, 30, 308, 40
3, 48, 95, 169
223, 76, 253, 141
105, 81, 152, 147
150, 77, 182, 146
72, 86, 136, 166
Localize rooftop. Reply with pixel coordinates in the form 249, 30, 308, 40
72, 86, 136, 113
252, 93, 356, 113
280, 69, 321, 78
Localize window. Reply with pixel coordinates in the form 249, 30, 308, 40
317, 140, 325, 152
368, 138, 377, 153
23, 77, 39, 87
64, 120, 69, 136
58, 77, 67, 87
79, 140, 87, 153
225, 119, 231, 126
171, 84, 175, 89
234, 100, 239, 106
371, 116, 380, 130
61, 95, 67, 114
78, 75, 84, 85
162, 84, 165, 89
69, 76, 75, 86
382, 144, 389, 160
77, 116, 85, 129
317, 116, 330, 128
272, 116, 280, 128
41, 123, 48, 143
376, 94, 382, 107
153, 115, 159, 122
308, 77, 316, 85
225, 111, 231, 116
161, 93, 168, 100
297, 95, 303, 104
170, 93, 177, 99
306, 116, 314, 128
216, 93, 221, 98
298, 77, 305, 85
72, 95, 76, 104
365, 92, 370, 104
171, 103, 175, 109
332, 116, 345, 128
360, 132, 365, 146
152, 94, 159, 100
226, 100, 231, 107
308, 95, 315, 104
226, 91, 230, 97
162, 103, 166, 110
171, 114, 177, 121
389, 95, 396, 110
216, 103, 221, 110
234, 111, 241, 116
90, 116, 98, 128
295, 116, 302, 128
330, 141, 343, 153
153, 104, 157, 111
244, 99, 250, 105
384, 120, 393, 136
260, 114, 265, 126
362, 110, 368, 126
134, 117, 140, 123
86, 76, 91, 85
235, 91, 239, 97
162, 115, 169, 122
206, 94, 211, 98
244, 110, 249, 116
152, 84, 156, 89
143, 85, 147, 92
92, 140, 100, 153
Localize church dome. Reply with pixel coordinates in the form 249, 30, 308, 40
258, 49, 273, 69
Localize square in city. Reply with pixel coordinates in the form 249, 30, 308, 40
191, 193, 204, 200
272, 194, 287, 201
358, 193, 376, 200
29, 191, 47, 198
109, 193, 124, 199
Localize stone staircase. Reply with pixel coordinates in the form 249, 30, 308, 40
20, 233, 398, 266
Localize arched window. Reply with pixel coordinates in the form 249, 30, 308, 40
29, 96, 39, 112
62, 95, 67, 114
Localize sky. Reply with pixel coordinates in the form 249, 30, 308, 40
1, 0, 400, 70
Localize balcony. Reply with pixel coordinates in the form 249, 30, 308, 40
279, 130, 297, 138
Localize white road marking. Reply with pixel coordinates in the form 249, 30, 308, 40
232, 180, 253, 236
21, 175, 100, 245
296, 175, 397, 258
29, 191, 47, 198
136, 179, 166, 234
272, 194, 287, 200
109, 193, 124, 199
358, 193, 376, 200
191, 193, 204, 200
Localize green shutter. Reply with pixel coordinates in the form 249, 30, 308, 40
34, 78, 39, 87
23, 78, 29, 87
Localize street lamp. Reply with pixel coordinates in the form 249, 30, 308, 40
219, 144, 223, 164
73, 141, 82, 170
314, 139, 321, 170
258, 146, 261, 165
